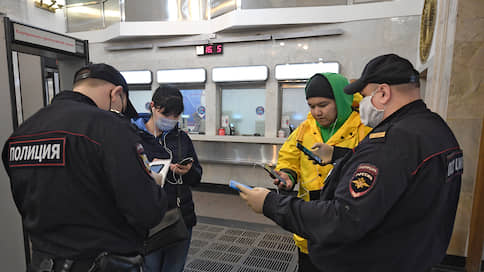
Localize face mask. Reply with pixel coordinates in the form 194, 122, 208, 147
359, 90, 384, 128
155, 116, 178, 132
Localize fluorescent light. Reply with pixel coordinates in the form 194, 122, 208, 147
212, 66, 268, 82
275, 62, 340, 80
157, 68, 206, 84
120, 71, 152, 84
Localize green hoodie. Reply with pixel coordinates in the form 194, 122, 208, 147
312, 73, 353, 142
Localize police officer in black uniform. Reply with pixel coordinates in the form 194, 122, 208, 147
2, 63, 167, 272
237, 54, 463, 272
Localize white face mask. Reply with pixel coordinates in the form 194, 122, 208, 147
155, 117, 178, 132
152, 108, 178, 138
359, 90, 384, 128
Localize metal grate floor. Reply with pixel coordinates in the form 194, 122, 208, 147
184, 218, 467, 272
184, 221, 298, 272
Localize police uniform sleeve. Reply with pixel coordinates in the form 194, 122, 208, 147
1, 139, 21, 211
102, 122, 167, 236
332, 146, 352, 162
263, 131, 409, 250
2, 140, 10, 174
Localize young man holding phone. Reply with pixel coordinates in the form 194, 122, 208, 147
272, 73, 371, 271
132, 86, 202, 272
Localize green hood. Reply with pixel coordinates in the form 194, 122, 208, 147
313, 73, 353, 142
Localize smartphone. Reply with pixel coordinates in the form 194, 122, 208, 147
296, 142, 323, 165
229, 180, 252, 191
260, 163, 287, 186
149, 161, 166, 173
178, 157, 194, 166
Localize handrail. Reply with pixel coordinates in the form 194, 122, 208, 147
198, 159, 275, 167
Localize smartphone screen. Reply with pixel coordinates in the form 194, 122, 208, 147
150, 164, 164, 173
262, 164, 276, 179
296, 143, 323, 165
178, 157, 194, 166
260, 163, 287, 186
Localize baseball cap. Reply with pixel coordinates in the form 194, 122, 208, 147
344, 54, 420, 94
73, 63, 138, 118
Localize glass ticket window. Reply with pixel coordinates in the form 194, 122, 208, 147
221, 88, 265, 136
121, 70, 153, 114
156, 68, 207, 132
275, 62, 340, 137
130, 90, 153, 114
180, 89, 206, 134
280, 83, 309, 136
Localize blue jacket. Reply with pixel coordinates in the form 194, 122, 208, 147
132, 113, 202, 227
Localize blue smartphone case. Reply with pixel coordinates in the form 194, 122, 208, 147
229, 180, 252, 191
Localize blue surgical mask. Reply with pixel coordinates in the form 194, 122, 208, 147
155, 117, 178, 132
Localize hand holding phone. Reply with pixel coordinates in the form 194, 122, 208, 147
150, 162, 165, 173
149, 159, 171, 186
260, 163, 287, 186
297, 142, 324, 166
178, 157, 194, 166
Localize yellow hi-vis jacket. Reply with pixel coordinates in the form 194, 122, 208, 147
276, 111, 371, 254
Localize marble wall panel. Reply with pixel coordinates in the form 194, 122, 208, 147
448, 0, 484, 120
446, 0, 484, 258
445, 118, 482, 256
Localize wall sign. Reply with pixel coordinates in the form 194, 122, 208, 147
256, 106, 265, 116
13, 23, 77, 54
196, 44, 223, 56
197, 106, 206, 116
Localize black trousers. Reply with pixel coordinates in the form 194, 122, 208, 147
297, 249, 322, 272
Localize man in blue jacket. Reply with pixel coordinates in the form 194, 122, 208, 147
132, 85, 202, 272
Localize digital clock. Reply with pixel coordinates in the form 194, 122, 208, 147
196, 44, 223, 56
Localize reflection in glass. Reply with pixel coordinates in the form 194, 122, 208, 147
281, 86, 308, 135
180, 89, 206, 133
130, 90, 152, 114
222, 88, 265, 136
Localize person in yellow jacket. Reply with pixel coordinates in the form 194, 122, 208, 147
274, 72, 371, 272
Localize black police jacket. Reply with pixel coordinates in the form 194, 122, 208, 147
2, 91, 167, 259
133, 116, 202, 228
263, 100, 463, 272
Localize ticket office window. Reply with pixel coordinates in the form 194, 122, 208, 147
180, 88, 206, 134
221, 87, 266, 136
121, 71, 153, 114
129, 87, 153, 114
280, 83, 309, 136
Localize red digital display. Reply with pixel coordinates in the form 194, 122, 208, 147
203, 44, 223, 55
